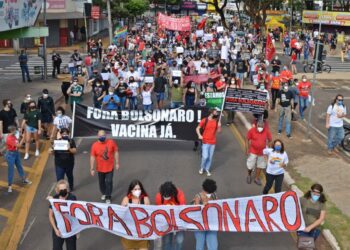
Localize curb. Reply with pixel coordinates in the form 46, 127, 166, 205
235, 111, 341, 250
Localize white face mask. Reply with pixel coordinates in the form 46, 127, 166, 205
109, 92, 114, 95
302, 79, 307, 82
163, 196, 171, 201
205, 193, 211, 198
257, 127, 263, 133
132, 190, 141, 198
43, 94, 48, 98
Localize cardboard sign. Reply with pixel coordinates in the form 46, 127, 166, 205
217, 26, 224, 33
196, 30, 204, 37
53, 140, 69, 151
50, 191, 305, 239
144, 76, 154, 83
176, 47, 184, 54
172, 70, 182, 77
204, 33, 213, 41
101, 73, 110, 81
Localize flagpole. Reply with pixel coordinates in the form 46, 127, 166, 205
71, 102, 76, 138
219, 86, 228, 123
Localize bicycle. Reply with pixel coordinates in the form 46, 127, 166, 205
303, 60, 332, 74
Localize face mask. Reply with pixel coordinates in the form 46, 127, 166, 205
43, 94, 48, 98
130, 79, 134, 83
212, 114, 219, 119
302, 79, 307, 82
163, 196, 171, 201
109, 92, 114, 95
26, 97, 31, 101
338, 100, 343, 106
62, 135, 69, 140
274, 145, 282, 151
275, 73, 279, 77
260, 85, 265, 90
205, 193, 211, 198
29, 106, 35, 110
96, 84, 101, 87
7, 103, 12, 109
275, 57, 278, 60
98, 136, 106, 142
257, 127, 263, 133
283, 67, 287, 71
209, 83, 214, 88
191, 84, 195, 88
57, 113, 62, 118
132, 190, 142, 198
311, 194, 320, 202
58, 189, 68, 197
284, 86, 288, 91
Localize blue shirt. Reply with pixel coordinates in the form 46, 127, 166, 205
102, 94, 120, 110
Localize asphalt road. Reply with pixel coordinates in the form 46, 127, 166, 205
18, 125, 297, 249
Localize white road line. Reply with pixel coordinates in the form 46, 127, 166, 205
19, 217, 36, 245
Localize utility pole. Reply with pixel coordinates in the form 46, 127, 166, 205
306, 1, 323, 139
106, 0, 113, 45
43, 0, 47, 81
83, 5, 89, 53
290, 0, 293, 32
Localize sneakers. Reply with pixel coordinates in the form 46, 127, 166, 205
101, 195, 106, 201
287, 135, 292, 139
22, 179, 32, 185
254, 179, 262, 186
105, 199, 111, 204
35, 150, 40, 157
199, 169, 204, 175
246, 175, 252, 184
206, 170, 211, 177
24, 153, 29, 160
8, 186, 12, 193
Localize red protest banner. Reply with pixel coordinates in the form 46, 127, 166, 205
50, 191, 305, 239
157, 13, 191, 31
91, 6, 100, 20
184, 73, 221, 84
265, 34, 275, 61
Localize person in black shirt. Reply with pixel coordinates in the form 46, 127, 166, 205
0, 99, 19, 154
52, 51, 62, 78
154, 69, 168, 109
48, 180, 77, 250
49, 128, 76, 191
90, 78, 106, 108
271, 56, 281, 76
38, 89, 55, 140
115, 79, 129, 110
276, 83, 295, 138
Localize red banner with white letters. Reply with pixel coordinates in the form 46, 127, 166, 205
91, 6, 100, 20
157, 13, 191, 31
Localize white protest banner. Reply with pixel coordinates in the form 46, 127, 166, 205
101, 73, 110, 81
144, 76, 154, 83
196, 30, 204, 37
217, 26, 224, 33
53, 140, 69, 151
221, 45, 228, 60
176, 47, 184, 54
172, 70, 182, 77
50, 191, 305, 239
204, 33, 213, 41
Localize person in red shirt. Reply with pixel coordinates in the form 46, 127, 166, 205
196, 109, 222, 176
5, 125, 31, 193
290, 51, 297, 74
143, 57, 155, 75
245, 121, 272, 185
215, 77, 226, 92
280, 65, 293, 84
270, 72, 281, 109
155, 181, 186, 250
90, 130, 119, 204
298, 75, 312, 120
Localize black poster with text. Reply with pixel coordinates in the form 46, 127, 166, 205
224, 89, 267, 115
73, 104, 208, 141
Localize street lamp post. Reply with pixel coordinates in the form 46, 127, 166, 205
43, 0, 47, 81
106, 0, 113, 45
305, 1, 323, 139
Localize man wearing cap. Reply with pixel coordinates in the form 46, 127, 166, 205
38, 89, 55, 140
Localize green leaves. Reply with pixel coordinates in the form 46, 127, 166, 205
125, 0, 149, 17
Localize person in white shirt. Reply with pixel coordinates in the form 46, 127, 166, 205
326, 94, 347, 154
51, 107, 72, 140
125, 66, 140, 83
141, 83, 154, 111
262, 139, 289, 194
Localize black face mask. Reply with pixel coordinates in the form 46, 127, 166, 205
212, 114, 219, 119
58, 189, 68, 197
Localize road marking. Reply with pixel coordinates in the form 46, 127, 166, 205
19, 217, 36, 245
0, 141, 51, 250
0, 208, 12, 218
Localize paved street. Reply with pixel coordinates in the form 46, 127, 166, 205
18, 123, 297, 249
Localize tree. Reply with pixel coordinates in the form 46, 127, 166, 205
199, 0, 229, 29
125, 0, 149, 17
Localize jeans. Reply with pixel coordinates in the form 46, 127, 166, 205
297, 228, 321, 240
119, 96, 126, 110
250, 71, 255, 82
55, 166, 74, 190
236, 72, 245, 86
201, 144, 216, 171
327, 126, 345, 150
185, 95, 195, 107
143, 104, 152, 111
86, 66, 92, 78
5, 151, 25, 186
20, 65, 31, 82
278, 106, 292, 136
69, 67, 76, 77
98, 171, 114, 199
162, 232, 184, 250
271, 89, 279, 109
171, 102, 182, 109
129, 96, 138, 110
52, 230, 76, 250
299, 96, 309, 119
194, 231, 218, 250
263, 173, 284, 194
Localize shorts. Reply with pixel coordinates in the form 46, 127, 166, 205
247, 153, 266, 170
41, 113, 53, 123
155, 92, 165, 102
26, 126, 38, 133
291, 61, 297, 65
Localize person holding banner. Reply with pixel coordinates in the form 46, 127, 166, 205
121, 180, 150, 250
193, 179, 218, 250
196, 109, 222, 177
48, 180, 77, 250
262, 139, 289, 194
90, 130, 120, 204
155, 181, 186, 250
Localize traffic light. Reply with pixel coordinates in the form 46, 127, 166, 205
84, 3, 92, 17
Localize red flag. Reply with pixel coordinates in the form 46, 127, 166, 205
265, 34, 275, 61
197, 18, 207, 30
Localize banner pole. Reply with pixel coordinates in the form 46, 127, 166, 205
71, 102, 76, 138
219, 86, 228, 123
